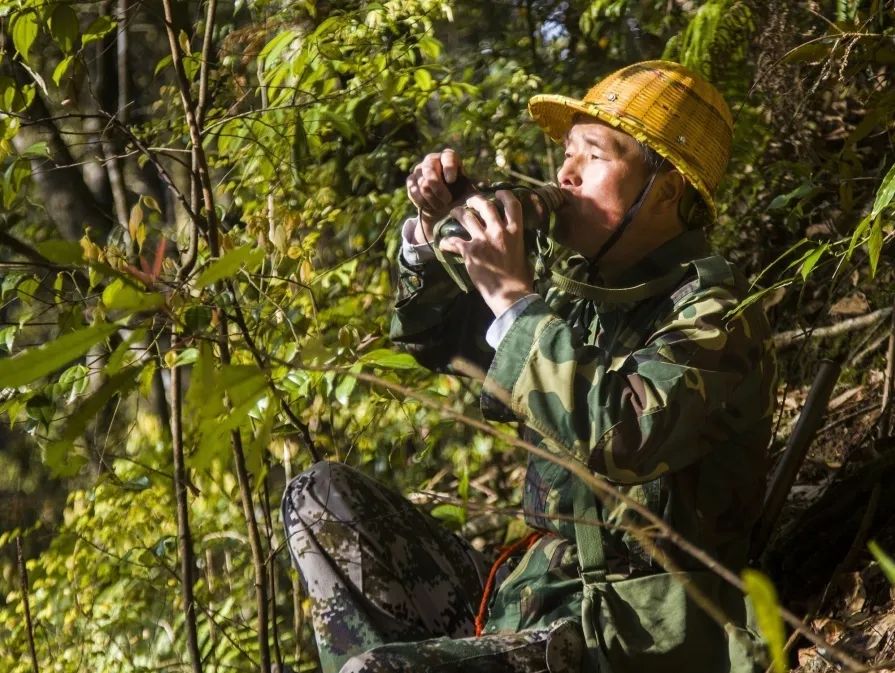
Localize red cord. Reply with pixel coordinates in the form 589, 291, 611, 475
474, 531, 544, 637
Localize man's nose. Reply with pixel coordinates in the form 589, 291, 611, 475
558, 159, 581, 187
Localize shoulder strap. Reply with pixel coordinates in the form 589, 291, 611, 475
551, 262, 691, 304
572, 477, 608, 583
691, 255, 735, 288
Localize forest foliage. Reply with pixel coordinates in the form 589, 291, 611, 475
0, 0, 893, 671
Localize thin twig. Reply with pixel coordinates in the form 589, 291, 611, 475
17, 537, 40, 673
170, 344, 203, 673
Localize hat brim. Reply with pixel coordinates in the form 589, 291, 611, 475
528, 94, 718, 220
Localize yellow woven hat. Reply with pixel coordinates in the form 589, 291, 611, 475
528, 60, 733, 219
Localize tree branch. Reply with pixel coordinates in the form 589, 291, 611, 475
16, 536, 40, 673
773, 308, 894, 349
170, 339, 203, 673
159, 3, 271, 669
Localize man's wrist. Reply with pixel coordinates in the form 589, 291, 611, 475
484, 286, 534, 317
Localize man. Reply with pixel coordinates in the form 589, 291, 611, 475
283, 60, 777, 673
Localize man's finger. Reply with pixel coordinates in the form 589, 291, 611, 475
449, 205, 485, 238
438, 237, 464, 256
465, 195, 504, 234
441, 148, 460, 184
420, 163, 451, 205
494, 190, 523, 235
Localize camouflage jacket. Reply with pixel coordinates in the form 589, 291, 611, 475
391, 228, 777, 633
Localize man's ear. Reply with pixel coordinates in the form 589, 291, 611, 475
656, 170, 687, 211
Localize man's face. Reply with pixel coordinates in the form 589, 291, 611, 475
553, 118, 651, 257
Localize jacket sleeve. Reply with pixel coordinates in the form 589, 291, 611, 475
482, 283, 774, 484
389, 251, 496, 374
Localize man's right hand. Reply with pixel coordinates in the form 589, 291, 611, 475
405, 148, 463, 245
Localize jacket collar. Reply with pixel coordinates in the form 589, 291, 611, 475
597, 229, 712, 288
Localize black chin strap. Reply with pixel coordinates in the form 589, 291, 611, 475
590, 158, 666, 267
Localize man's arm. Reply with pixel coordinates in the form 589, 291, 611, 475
482, 282, 776, 484
390, 219, 497, 373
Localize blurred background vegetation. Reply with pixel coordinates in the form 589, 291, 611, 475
0, 0, 893, 671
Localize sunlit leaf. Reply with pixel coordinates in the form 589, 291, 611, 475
82, 16, 117, 47
11, 11, 39, 62
34, 240, 83, 265
871, 162, 895, 219
742, 569, 788, 673
194, 245, 266, 289
414, 68, 434, 91
358, 349, 418, 369
868, 216, 883, 278
868, 540, 895, 585
431, 504, 467, 526
102, 278, 165, 313
799, 244, 827, 280
52, 55, 75, 87
0, 323, 117, 388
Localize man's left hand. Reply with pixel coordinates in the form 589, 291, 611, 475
439, 190, 534, 316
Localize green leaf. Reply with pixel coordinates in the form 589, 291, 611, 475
173, 348, 198, 367
430, 504, 467, 526
49, 4, 80, 53
53, 366, 141, 445
106, 328, 147, 375
155, 54, 173, 76
768, 182, 816, 211
141, 194, 161, 213
871, 162, 895, 219
413, 68, 434, 91
0, 323, 117, 388
742, 569, 788, 673
11, 11, 39, 62
34, 239, 83, 265
358, 349, 418, 370
334, 364, 361, 405
52, 55, 75, 87
42, 441, 87, 478
418, 35, 442, 60
82, 16, 116, 47
844, 214, 871, 265
194, 245, 266, 288
868, 215, 883, 278
868, 540, 895, 585
799, 244, 827, 280
0, 326, 16, 353
186, 342, 220, 419
194, 365, 267, 469
20, 140, 48, 157
102, 278, 165, 313
259, 29, 300, 65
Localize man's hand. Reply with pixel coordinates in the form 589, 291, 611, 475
406, 149, 463, 244
440, 190, 534, 316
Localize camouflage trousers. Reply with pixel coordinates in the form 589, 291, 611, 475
282, 461, 584, 673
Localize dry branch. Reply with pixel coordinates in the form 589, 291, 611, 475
773, 308, 894, 349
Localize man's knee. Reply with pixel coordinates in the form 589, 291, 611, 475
282, 460, 359, 525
